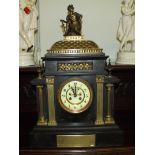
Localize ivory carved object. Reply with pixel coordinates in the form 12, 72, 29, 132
116, 0, 135, 64
19, 0, 38, 66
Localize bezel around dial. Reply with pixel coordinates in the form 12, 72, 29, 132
57, 78, 93, 114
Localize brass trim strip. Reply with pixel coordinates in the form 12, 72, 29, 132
46, 76, 57, 126
105, 84, 115, 124
57, 62, 93, 71
64, 35, 84, 40
37, 85, 47, 126
48, 49, 103, 54
57, 134, 96, 147
95, 75, 104, 125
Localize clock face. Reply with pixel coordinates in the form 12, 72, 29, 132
57, 78, 93, 113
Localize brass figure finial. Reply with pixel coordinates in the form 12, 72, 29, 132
60, 5, 83, 36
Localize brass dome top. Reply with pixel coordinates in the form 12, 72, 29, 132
47, 36, 103, 55
50, 40, 98, 50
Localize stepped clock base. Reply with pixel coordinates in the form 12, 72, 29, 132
30, 125, 123, 148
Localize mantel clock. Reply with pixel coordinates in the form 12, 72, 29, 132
31, 5, 123, 148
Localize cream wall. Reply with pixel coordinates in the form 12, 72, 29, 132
38, 0, 121, 63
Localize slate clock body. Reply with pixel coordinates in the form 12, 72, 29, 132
31, 36, 123, 148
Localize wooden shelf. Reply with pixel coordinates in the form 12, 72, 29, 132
20, 146, 135, 155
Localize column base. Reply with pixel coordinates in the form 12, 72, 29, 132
105, 116, 115, 124
95, 120, 104, 125
48, 121, 57, 126
37, 118, 47, 126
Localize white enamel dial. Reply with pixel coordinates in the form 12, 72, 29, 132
57, 78, 93, 113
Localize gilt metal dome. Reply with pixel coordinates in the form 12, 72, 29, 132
47, 36, 103, 55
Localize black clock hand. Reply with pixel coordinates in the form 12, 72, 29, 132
74, 83, 77, 96
71, 87, 75, 95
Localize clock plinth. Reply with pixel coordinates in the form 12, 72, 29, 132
31, 125, 122, 148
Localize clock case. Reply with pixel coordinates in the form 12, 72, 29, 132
30, 52, 123, 148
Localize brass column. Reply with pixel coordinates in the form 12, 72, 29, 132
46, 76, 57, 126
36, 85, 47, 125
95, 75, 104, 125
105, 83, 115, 124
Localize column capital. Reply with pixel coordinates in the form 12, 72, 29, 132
46, 76, 54, 84
96, 75, 104, 83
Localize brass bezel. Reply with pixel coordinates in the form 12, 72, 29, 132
57, 78, 93, 114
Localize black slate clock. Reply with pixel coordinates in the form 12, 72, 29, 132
30, 5, 123, 148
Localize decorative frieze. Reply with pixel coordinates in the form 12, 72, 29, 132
57, 62, 93, 71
